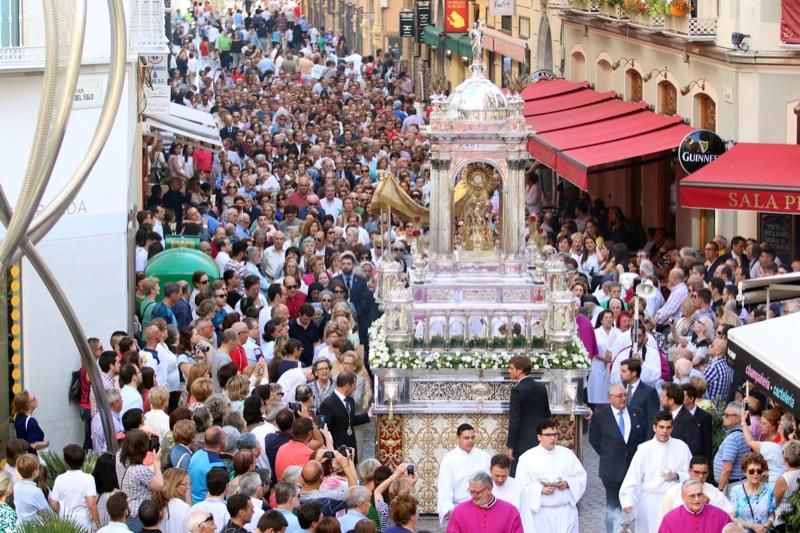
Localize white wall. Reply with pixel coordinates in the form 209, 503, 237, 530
0, 62, 137, 451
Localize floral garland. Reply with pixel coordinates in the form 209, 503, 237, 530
369, 316, 590, 370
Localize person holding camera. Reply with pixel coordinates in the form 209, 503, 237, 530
299, 454, 358, 517
115, 429, 164, 531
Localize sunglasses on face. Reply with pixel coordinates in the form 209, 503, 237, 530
285, 284, 298, 289
333, 289, 345, 293
747, 468, 763, 475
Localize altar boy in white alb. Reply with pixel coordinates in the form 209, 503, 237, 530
437, 423, 491, 525
515, 419, 587, 533
619, 410, 692, 533
489, 454, 521, 509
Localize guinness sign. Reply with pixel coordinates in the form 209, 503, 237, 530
677, 129, 727, 174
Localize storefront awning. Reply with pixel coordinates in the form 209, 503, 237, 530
444, 33, 472, 59
481, 27, 528, 63
679, 143, 800, 215
727, 313, 800, 417
142, 103, 222, 149
523, 78, 693, 190
422, 25, 443, 48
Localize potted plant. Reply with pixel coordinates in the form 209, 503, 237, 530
667, 0, 689, 17
648, 0, 667, 16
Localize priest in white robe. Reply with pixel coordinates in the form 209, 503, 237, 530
619, 410, 692, 533
515, 419, 587, 533
437, 423, 491, 525
489, 454, 521, 510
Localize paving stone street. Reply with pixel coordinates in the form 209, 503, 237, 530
416, 434, 606, 533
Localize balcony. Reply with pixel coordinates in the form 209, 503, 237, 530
0, 1, 45, 70
662, 0, 718, 41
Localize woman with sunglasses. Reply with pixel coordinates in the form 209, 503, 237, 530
741, 407, 791, 484
728, 452, 776, 532
190, 271, 210, 313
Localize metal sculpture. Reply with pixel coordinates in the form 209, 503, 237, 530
0, 0, 127, 451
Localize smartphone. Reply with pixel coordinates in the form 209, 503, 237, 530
317, 414, 327, 429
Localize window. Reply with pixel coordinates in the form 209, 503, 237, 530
658, 81, 677, 116
0, 0, 21, 47
627, 69, 643, 103
570, 51, 586, 82
519, 16, 531, 39
501, 15, 512, 33
596, 59, 612, 92
695, 93, 716, 131
485, 7, 492, 28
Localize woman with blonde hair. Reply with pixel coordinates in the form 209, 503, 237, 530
189, 377, 214, 409
153, 467, 191, 533
0, 470, 16, 530
225, 374, 250, 413
12, 390, 48, 454
144, 386, 171, 439
185, 364, 210, 407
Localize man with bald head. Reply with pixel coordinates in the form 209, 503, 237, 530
262, 231, 287, 282
299, 454, 357, 517
654, 268, 689, 327
287, 175, 311, 210
658, 478, 732, 531
189, 426, 227, 504
589, 384, 647, 533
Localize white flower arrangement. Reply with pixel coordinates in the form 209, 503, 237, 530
369, 316, 590, 370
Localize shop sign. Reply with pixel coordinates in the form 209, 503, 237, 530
444, 0, 469, 33
677, 129, 727, 174
400, 10, 416, 38
140, 54, 170, 115
728, 343, 799, 416
416, 0, 431, 42
529, 69, 557, 83
489, 0, 514, 16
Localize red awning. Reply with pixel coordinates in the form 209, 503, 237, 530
680, 143, 800, 214
523, 79, 692, 190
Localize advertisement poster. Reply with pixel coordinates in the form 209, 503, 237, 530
140, 55, 170, 115
444, 0, 469, 33
400, 10, 416, 38
489, 0, 514, 16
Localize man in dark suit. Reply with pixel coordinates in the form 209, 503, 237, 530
682, 382, 714, 464
620, 358, 660, 439
318, 371, 371, 459
331, 251, 379, 348
660, 382, 702, 457
505, 354, 551, 476
590, 383, 647, 533
703, 240, 730, 283
219, 114, 239, 141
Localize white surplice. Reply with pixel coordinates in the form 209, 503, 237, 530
493, 476, 522, 510
515, 445, 587, 533
587, 326, 619, 404
658, 481, 735, 521
437, 446, 491, 525
618, 437, 692, 533
608, 333, 662, 389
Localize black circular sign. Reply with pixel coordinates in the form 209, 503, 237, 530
677, 129, 727, 174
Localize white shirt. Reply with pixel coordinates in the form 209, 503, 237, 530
157, 342, 181, 392
243, 337, 264, 365
190, 498, 230, 532
436, 446, 491, 524
320, 196, 343, 219
215, 250, 231, 274
135, 246, 149, 273
120, 385, 143, 415
277, 367, 309, 403
609, 334, 662, 388
246, 496, 265, 532
97, 522, 133, 533
50, 470, 97, 530
252, 421, 279, 471
144, 409, 170, 440
262, 245, 286, 281
159, 497, 191, 533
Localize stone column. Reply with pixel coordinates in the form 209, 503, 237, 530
429, 158, 450, 256
506, 157, 528, 258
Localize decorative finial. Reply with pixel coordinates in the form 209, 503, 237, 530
469, 21, 483, 73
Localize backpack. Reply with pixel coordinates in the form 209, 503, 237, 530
69, 370, 81, 403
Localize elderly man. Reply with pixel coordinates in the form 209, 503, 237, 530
658, 479, 732, 532
654, 268, 688, 326
516, 419, 587, 532
660, 455, 734, 520
188, 426, 227, 504
437, 423, 492, 525
446, 471, 523, 533
90, 388, 124, 453
337, 486, 372, 531
620, 411, 692, 533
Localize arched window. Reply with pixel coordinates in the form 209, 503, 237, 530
570, 51, 586, 82
658, 81, 677, 116
626, 69, 643, 102
596, 59, 612, 92
695, 93, 716, 132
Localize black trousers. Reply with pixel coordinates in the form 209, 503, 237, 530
601, 478, 622, 533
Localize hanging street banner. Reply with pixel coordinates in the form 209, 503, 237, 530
416, 0, 432, 42
400, 10, 416, 38
444, 0, 469, 33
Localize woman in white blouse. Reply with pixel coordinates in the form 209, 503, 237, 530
587, 309, 619, 406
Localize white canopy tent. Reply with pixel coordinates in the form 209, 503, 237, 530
142, 103, 222, 151
727, 312, 800, 416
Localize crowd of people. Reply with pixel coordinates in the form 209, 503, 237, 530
7, 0, 800, 531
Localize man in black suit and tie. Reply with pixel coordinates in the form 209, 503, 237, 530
318, 371, 371, 458
620, 358, 660, 438
682, 382, 714, 463
703, 240, 730, 283
589, 383, 647, 533
332, 252, 379, 347
219, 113, 239, 141
660, 382, 702, 457
505, 354, 551, 475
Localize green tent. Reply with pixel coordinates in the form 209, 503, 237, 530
144, 248, 220, 299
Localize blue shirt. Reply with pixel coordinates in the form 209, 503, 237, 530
714, 428, 749, 482
338, 509, 369, 531
278, 509, 303, 533
188, 449, 226, 504
14, 480, 49, 523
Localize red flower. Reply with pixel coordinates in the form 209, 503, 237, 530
412, 229, 420, 237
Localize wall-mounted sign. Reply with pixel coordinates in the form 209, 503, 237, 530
387, 36, 403, 58
400, 10, 416, 38
444, 0, 469, 33
529, 69, 558, 83
73, 75, 106, 110
677, 129, 727, 174
140, 54, 170, 115
416, 0, 432, 42
489, 0, 514, 16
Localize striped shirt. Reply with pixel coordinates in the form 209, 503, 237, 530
703, 355, 733, 402
713, 428, 749, 483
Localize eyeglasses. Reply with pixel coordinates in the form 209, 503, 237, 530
321, 298, 332, 303
540, 432, 559, 438
198, 279, 209, 284
333, 289, 345, 293
747, 468, 763, 475
468, 486, 489, 496
285, 284, 298, 289
722, 413, 738, 418
214, 293, 226, 298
